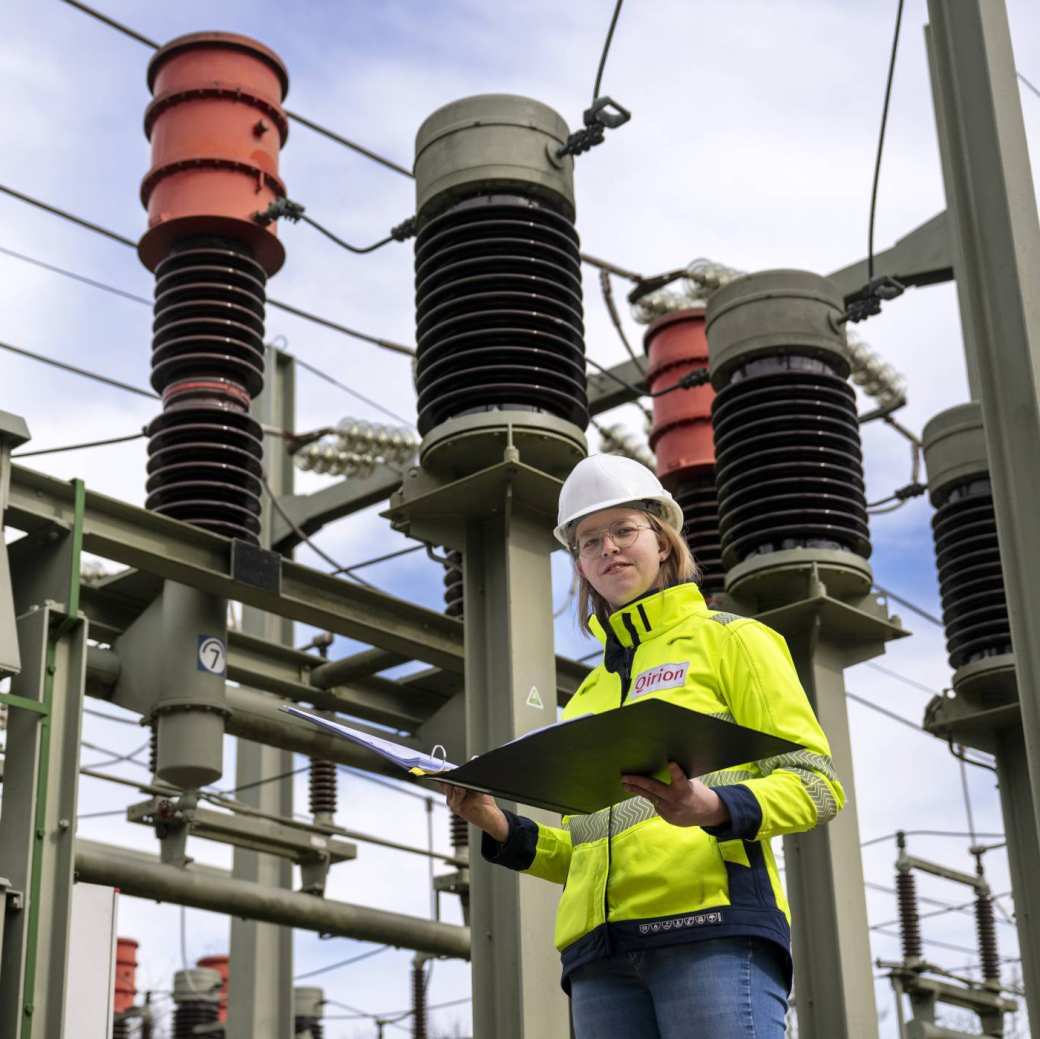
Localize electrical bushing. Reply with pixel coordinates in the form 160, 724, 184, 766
922, 403, 1015, 704
140, 33, 289, 546
172, 968, 222, 1039
443, 549, 464, 618
706, 270, 870, 574
411, 95, 587, 478
294, 986, 325, 1039
643, 308, 723, 597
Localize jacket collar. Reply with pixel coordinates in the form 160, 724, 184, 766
589, 582, 708, 648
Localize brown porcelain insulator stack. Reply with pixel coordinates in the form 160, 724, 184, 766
644, 309, 723, 597
139, 33, 290, 544
895, 866, 923, 963
412, 959, 428, 1039
309, 758, 337, 820
450, 810, 469, 853
443, 549, 464, 619
975, 888, 1000, 985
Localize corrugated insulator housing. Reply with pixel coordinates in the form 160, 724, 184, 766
114, 937, 139, 1016
443, 549, 464, 619
706, 271, 870, 570
412, 95, 587, 439
922, 403, 1012, 671
194, 955, 229, 1023
644, 308, 723, 596
140, 32, 289, 547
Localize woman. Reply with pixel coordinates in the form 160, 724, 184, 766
445, 454, 844, 1038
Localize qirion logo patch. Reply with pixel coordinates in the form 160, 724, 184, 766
631, 661, 689, 698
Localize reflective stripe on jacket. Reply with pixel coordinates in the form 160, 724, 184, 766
481, 582, 844, 989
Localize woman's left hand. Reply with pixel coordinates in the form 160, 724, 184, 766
621, 762, 731, 828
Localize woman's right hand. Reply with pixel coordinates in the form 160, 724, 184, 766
442, 784, 509, 843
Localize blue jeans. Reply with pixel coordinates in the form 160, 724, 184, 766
570, 938, 789, 1038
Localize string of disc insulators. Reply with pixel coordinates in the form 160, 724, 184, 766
594, 421, 655, 470
294, 418, 419, 477
845, 329, 906, 410
631, 258, 746, 324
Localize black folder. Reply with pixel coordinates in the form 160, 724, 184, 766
421, 699, 801, 816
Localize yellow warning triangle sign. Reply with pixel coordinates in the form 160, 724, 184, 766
526, 686, 545, 709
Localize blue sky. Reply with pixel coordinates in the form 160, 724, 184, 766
4, 0, 1040, 1035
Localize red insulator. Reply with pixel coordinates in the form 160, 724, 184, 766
114, 937, 139, 1015
644, 309, 715, 482
140, 32, 290, 276
195, 955, 229, 1023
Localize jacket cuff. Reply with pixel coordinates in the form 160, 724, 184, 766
481, 810, 539, 871
702, 784, 762, 841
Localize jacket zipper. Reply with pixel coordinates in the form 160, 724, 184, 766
603, 643, 635, 949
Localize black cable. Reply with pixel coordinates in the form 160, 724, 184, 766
846, 690, 923, 732
57, 0, 416, 179
0, 340, 157, 400
290, 355, 415, 425
300, 214, 395, 256
214, 764, 310, 798
872, 584, 943, 628
260, 474, 377, 589
13, 431, 145, 458
83, 706, 143, 726
860, 829, 1004, 850
867, 0, 905, 280
0, 244, 150, 304
863, 661, 940, 698
592, 0, 625, 103
336, 544, 424, 572
293, 944, 390, 981
0, 183, 415, 356
598, 269, 645, 375
1018, 70, 1040, 102
585, 353, 707, 400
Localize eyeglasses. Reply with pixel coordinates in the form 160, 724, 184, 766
574, 521, 653, 558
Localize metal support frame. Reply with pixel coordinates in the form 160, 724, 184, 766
925, 2, 1040, 1026
389, 452, 573, 1039
0, 411, 30, 678
230, 346, 296, 1039
73, 842, 469, 959
727, 555, 907, 1039
0, 481, 86, 1039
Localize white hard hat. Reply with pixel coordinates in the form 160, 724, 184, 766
554, 454, 685, 548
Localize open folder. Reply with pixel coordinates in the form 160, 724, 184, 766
282, 700, 801, 816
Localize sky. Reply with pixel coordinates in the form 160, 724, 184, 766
3, 0, 1040, 1035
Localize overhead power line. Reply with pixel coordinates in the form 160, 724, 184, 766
0, 183, 414, 356
592, 0, 625, 103
873, 583, 943, 627
13, 431, 146, 458
0, 340, 157, 400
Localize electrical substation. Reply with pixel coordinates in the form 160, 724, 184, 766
1, 1, 1039, 1037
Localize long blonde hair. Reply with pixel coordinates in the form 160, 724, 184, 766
574, 511, 699, 637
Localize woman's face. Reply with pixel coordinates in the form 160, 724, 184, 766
575, 506, 668, 610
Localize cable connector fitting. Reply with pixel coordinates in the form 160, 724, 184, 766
253, 196, 306, 227
841, 275, 906, 324
390, 216, 417, 242
894, 481, 926, 502
677, 368, 710, 391
556, 96, 631, 159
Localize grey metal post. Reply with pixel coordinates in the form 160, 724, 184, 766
925, 2, 1040, 835
0, 600, 87, 1039
229, 347, 296, 1038
706, 271, 908, 1039
0, 411, 30, 678
464, 508, 570, 1038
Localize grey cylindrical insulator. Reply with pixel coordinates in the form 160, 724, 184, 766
975, 890, 1000, 983
673, 474, 724, 598
413, 192, 587, 436
895, 868, 922, 962
414, 94, 575, 221
450, 811, 469, 852
443, 550, 463, 619
922, 403, 1011, 670
707, 271, 868, 569
705, 270, 849, 387
412, 959, 428, 1039
172, 967, 222, 1039
146, 237, 267, 544
309, 758, 337, 818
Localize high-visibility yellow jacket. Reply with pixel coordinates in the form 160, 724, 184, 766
482, 582, 844, 990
